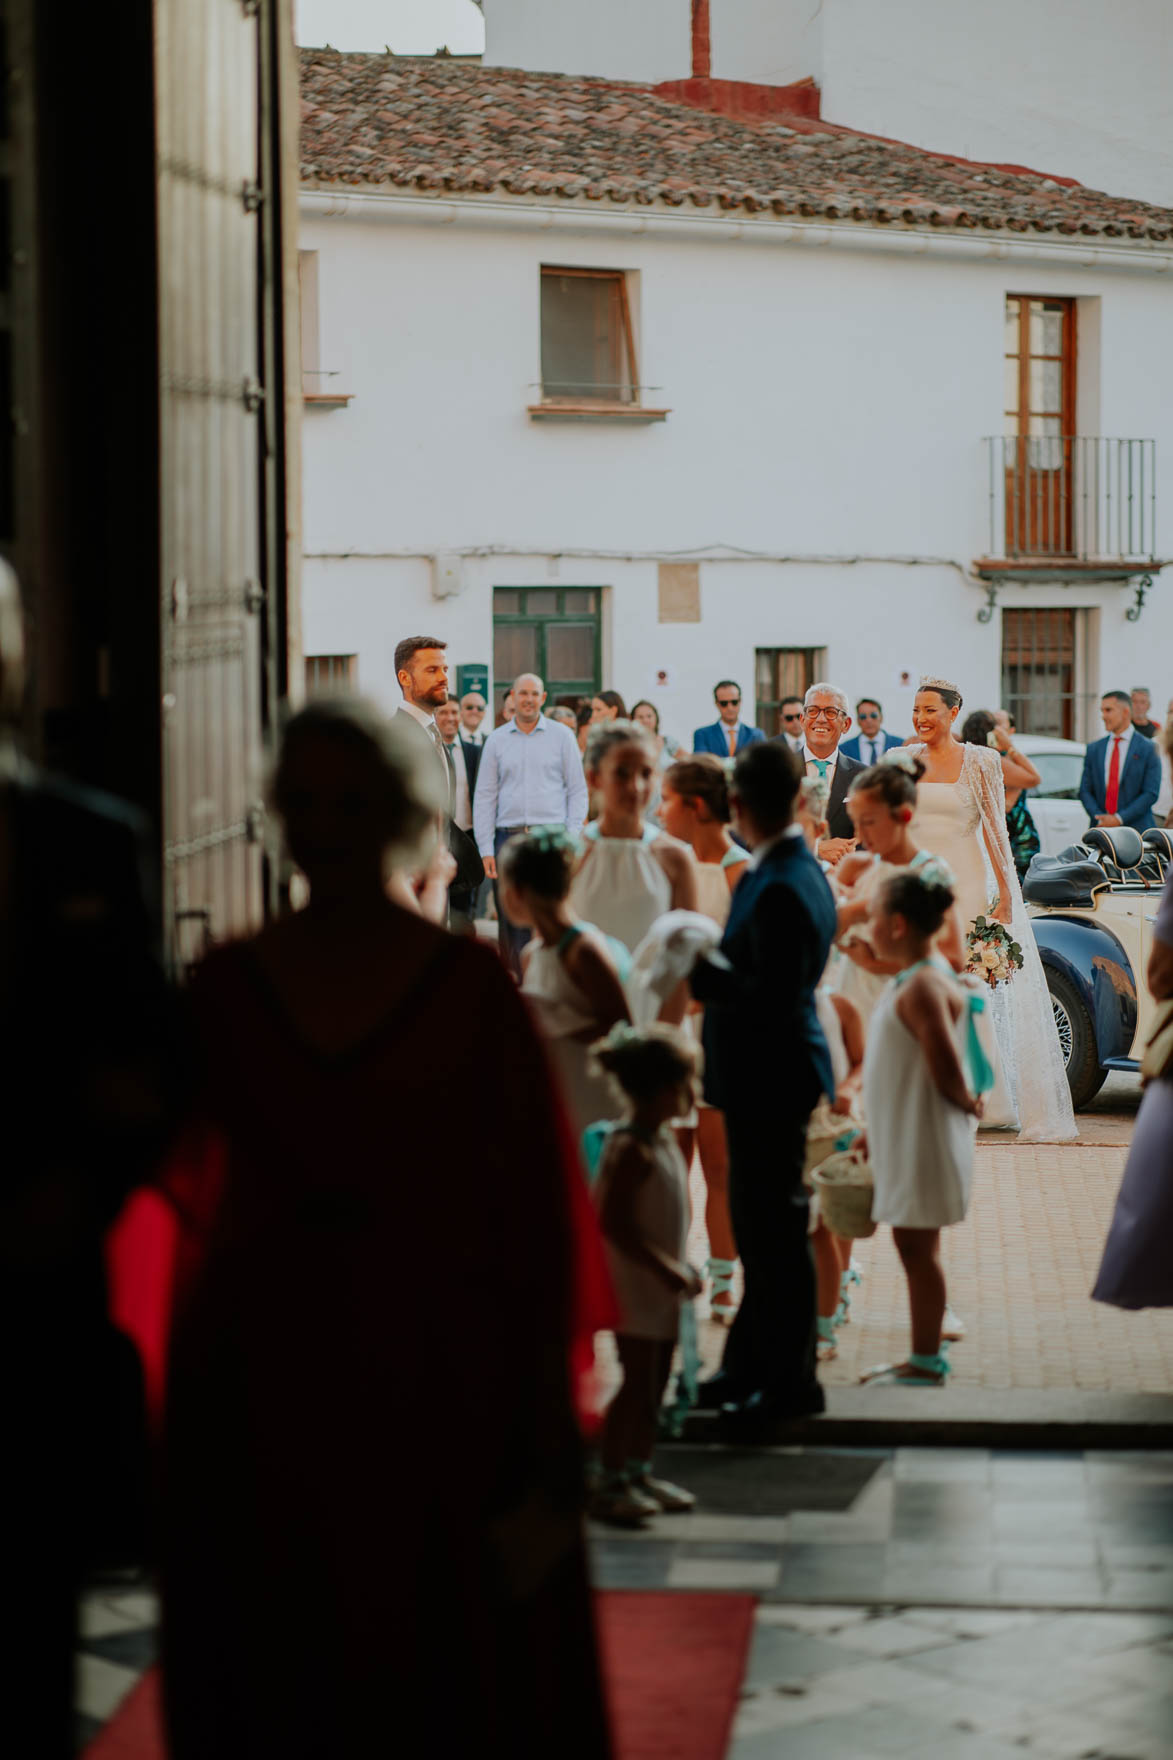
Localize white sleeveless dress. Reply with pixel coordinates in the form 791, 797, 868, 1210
908, 742, 1077, 1145
864, 961, 977, 1229
569, 825, 674, 953
521, 925, 624, 1138
833, 850, 938, 1032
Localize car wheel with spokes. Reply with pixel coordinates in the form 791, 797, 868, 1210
1045, 967, 1106, 1109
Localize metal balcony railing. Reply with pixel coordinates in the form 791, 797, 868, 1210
984, 436, 1156, 564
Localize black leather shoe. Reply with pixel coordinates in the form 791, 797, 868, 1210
718, 1386, 825, 1441
693, 1374, 743, 1411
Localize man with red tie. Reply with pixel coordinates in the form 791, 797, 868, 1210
1079, 689, 1162, 831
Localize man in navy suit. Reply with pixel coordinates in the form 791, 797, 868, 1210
691, 741, 836, 1437
1079, 689, 1162, 832
693, 680, 766, 759
839, 697, 904, 767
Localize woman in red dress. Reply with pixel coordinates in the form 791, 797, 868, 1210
161, 700, 612, 1758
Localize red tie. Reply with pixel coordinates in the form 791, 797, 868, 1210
1105, 736, 1122, 815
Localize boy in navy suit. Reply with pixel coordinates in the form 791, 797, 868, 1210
693, 680, 766, 759
1079, 690, 1162, 832
691, 741, 836, 1437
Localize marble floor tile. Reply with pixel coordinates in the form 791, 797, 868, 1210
665, 1556, 780, 1590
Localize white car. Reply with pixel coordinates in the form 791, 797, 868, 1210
1014, 735, 1090, 857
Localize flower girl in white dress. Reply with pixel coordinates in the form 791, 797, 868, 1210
859, 869, 992, 1386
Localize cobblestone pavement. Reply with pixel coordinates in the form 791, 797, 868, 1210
674, 1082, 1173, 1397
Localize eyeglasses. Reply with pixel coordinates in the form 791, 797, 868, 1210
804, 707, 844, 722
782, 712, 803, 722
858, 710, 881, 720
716, 697, 740, 708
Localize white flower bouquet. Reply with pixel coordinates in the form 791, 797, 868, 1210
965, 915, 1024, 987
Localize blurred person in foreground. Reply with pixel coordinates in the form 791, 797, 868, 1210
162, 698, 612, 1759
1093, 703, 1173, 1311
0, 561, 180, 1758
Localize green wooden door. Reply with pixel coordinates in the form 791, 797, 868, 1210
492, 587, 601, 716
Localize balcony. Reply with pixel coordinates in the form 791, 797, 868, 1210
977, 436, 1158, 583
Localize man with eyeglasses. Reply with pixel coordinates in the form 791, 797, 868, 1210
801, 683, 864, 866
693, 680, 766, 760
840, 698, 904, 768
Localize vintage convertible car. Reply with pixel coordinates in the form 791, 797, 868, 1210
1024, 825, 1171, 1108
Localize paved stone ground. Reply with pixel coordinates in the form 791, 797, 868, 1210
76, 1449, 1173, 1758
670, 1078, 1173, 1398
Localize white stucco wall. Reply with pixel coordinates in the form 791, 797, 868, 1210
710, 0, 824, 89
481, 0, 690, 82
300, 197, 1173, 742
819, 0, 1173, 207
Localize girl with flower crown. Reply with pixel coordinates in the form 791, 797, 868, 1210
856, 869, 991, 1385
588, 1023, 703, 1526
831, 748, 966, 1031
500, 827, 632, 1139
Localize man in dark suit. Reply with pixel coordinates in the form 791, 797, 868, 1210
1079, 689, 1162, 831
840, 698, 905, 767
691, 741, 836, 1438
435, 694, 483, 928
780, 682, 864, 863
693, 679, 766, 759
393, 636, 484, 909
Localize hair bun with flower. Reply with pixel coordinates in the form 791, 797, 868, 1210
528, 824, 574, 853
915, 854, 956, 891
879, 747, 921, 778
598, 1021, 643, 1053
800, 773, 830, 815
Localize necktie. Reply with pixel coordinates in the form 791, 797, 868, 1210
811, 758, 829, 779
727, 726, 737, 758
1105, 735, 1123, 815
867, 739, 876, 767
431, 723, 456, 812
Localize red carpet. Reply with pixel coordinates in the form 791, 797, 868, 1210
596, 1591, 756, 1760
82, 1670, 164, 1760
86, 1593, 754, 1760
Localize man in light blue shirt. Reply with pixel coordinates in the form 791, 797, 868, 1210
475, 672, 588, 974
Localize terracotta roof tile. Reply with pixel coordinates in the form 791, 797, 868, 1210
298, 50, 1173, 242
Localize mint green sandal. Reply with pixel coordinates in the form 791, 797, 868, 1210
816, 1314, 839, 1362
707, 1256, 738, 1324
860, 1347, 951, 1387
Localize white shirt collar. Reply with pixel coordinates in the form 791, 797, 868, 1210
505, 714, 549, 735
1109, 723, 1133, 747
400, 699, 436, 732
750, 824, 804, 866
803, 744, 838, 767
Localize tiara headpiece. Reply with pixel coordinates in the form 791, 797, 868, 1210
918, 674, 961, 695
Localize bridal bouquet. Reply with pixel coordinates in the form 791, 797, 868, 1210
965, 916, 1024, 987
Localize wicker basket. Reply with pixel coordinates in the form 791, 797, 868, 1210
811, 1150, 877, 1240
803, 1104, 863, 1187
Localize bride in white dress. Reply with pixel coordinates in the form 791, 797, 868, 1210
909, 676, 1077, 1145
